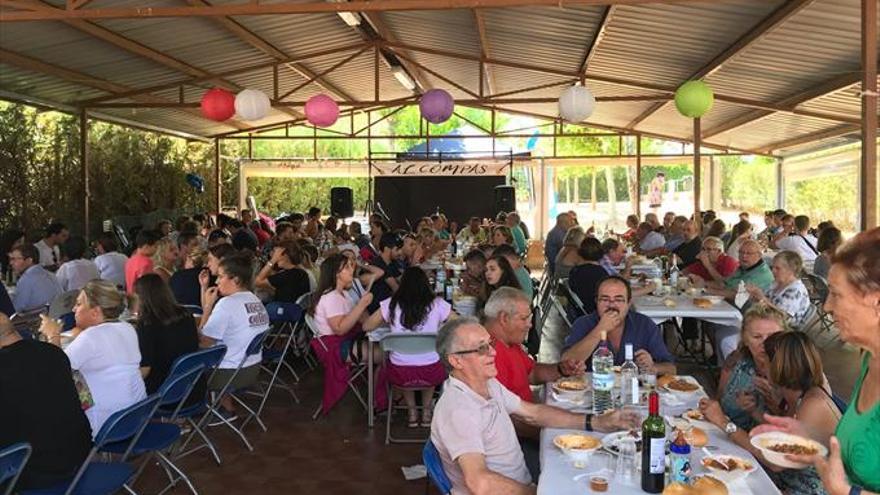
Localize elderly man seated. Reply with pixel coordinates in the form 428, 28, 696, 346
431, 317, 640, 494
635, 222, 665, 254
683, 236, 739, 283
561, 276, 676, 375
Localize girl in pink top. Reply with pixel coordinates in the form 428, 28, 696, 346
364, 267, 451, 427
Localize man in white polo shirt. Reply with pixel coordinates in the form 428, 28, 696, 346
773, 214, 819, 262
430, 318, 639, 494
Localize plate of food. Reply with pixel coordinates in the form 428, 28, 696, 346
700, 455, 756, 483
551, 376, 589, 404
554, 433, 602, 462
750, 432, 827, 469
692, 296, 724, 308
601, 430, 642, 455
658, 375, 704, 396
683, 409, 719, 431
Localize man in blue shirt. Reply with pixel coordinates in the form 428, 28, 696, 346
544, 213, 573, 275
9, 244, 62, 313
561, 276, 675, 375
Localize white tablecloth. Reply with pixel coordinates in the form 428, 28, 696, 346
537, 381, 780, 495
633, 294, 743, 327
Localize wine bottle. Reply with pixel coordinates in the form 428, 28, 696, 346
641, 391, 666, 493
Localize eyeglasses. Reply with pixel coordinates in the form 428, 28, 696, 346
598, 296, 627, 304
451, 338, 495, 356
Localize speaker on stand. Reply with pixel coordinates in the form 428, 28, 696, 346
330, 187, 354, 218
494, 185, 516, 214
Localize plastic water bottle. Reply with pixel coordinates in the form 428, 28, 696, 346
592, 331, 615, 415
435, 268, 446, 295
735, 280, 749, 308
620, 344, 639, 408
668, 255, 679, 289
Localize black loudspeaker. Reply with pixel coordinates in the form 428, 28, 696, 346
330, 187, 353, 218
494, 185, 515, 213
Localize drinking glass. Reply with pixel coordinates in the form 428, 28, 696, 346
615, 438, 638, 485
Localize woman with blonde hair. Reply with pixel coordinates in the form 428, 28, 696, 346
40, 279, 146, 436
491, 225, 514, 247
554, 226, 586, 279
152, 237, 179, 283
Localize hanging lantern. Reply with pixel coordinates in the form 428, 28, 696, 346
234, 88, 271, 121
200, 88, 235, 122
419, 89, 454, 124
304, 94, 339, 127
558, 85, 596, 123
674, 80, 714, 118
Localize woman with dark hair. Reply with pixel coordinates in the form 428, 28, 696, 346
813, 227, 842, 279
567, 237, 609, 315
363, 267, 451, 427
310, 253, 373, 338
134, 273, 199, 395
491, 225, 514, 247
483, 254, 521, 304
706, 218, 726, 239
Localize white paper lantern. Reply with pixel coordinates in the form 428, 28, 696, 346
234, 89, 271, 121
558, 85, 596, 123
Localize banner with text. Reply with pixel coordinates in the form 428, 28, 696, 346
372, 160, 510, 177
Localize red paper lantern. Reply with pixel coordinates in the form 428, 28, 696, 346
200, 88, 235, 122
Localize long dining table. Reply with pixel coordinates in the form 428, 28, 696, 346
537, 378, 781, 495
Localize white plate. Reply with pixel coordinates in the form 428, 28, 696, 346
682, 409, 720, 431
700, 455, 757, 484
660, 376, 704, 397
554, 432, 602, 463
750, 432, 827, 469
601, 430, 642, 455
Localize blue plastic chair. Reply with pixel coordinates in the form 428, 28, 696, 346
0, 442, 32, 495
253, 302, 304, 420
161, 346, 227, 466
422, 440, 452, 495
102, 366, 205, 495
21, 394, 161, 495
180, 305, 203, 318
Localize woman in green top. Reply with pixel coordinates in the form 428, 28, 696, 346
752, 227, 880, 495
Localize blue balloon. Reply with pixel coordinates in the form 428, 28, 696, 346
186, 173, 205, 194
526, 130, 539, 151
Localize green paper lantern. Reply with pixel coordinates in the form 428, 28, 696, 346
674, 80, 714, 118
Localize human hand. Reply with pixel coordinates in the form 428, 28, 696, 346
750, 413, 809, 438
594, 408, 642, 433
270, 247, 285, 264
687, 273, 705, 288
746, 284, 764, 301
559, 359, 585, 377
198, 268, 210, 288
633, 349, 655, 373
39, 314, 62, 339
203, 286, 219, 308
697, 252, 711, 266
796, 436, 850, 495
596, 310, 623, 333
753, 376, 780, 407
359, 292, 374, 307
699, 398, 728, 429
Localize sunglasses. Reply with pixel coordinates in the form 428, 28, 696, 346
451, 337, 495, 356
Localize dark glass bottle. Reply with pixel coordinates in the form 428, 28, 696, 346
640, 391, 666, 493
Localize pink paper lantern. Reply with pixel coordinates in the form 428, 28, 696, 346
419, 89, 454, 124
305, 94, 339, 127
200, 88, 236, 122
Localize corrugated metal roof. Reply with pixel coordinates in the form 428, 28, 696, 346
0, 0, 870, 153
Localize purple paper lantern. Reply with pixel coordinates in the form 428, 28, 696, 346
419, 89, 454, 124
305, 94, 339, 127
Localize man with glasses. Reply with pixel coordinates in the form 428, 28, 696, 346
693, 239, 774, 299
431, 317, 640, 494
683, 236, 739, 283
561, 276, 676, 376
8, 243, 62, 313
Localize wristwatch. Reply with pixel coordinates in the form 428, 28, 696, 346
724, 422, 738, 435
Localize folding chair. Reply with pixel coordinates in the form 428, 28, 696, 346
801, 274, 836, 338
201, 331, 270, 451
0, 442, 31, 495
102, 367, 205, 495
294, 293, 317, 370
246, 302, 303, 429
167, 346, 228, 466
304, 313, 367, 419
10, 306, 48, 340
21, 394, 162, 495
381, 333, 440, 444
422, 440, 452, 495
559, 278, 587, 319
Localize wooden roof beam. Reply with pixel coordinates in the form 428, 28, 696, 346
0, 47, 252, 131
0, 0, 719, 22
360, 12, 431, 92
701, 72, 862, 139
758, 124, 860, 153
472, 9, 496, 96
185, 0, 357, 102
579, 5, 616, 77
625, 0, 814, 129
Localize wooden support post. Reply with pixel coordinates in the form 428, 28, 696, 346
374, 44, 380, 102
214, 137, 221, 213
861, 0, 878, 229
80, 109, 90, 241
635, 134, 641, 219
693, 118, 701, 225
247, 133, 253, 159
273, 65, 279, 100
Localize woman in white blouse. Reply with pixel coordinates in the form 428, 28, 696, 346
747, 250, 812, 329
41, 279, 146, 437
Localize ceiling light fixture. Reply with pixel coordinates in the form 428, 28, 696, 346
327, 0, 361, 26
391, 66, 416, 91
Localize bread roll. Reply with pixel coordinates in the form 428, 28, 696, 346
686, 427, 709, 447
693, 298, 713, 309
657, 374, 676, 388
662, 482, 695, 495
693, 475, 728, 495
